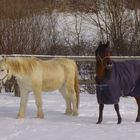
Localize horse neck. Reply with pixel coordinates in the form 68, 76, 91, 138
7, 57, 37, 76
96, 62, 105, 82
6, 58, 20, 75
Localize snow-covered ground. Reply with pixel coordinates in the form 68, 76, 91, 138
0, 91, 140, 140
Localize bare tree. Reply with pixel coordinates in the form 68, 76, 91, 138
84, 0, 140, 55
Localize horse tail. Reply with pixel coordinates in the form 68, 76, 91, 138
74, 65, 79, 109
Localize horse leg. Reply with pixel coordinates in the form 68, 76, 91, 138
59, 87, 72, 115
135, 97, 140, 122
66, 85, 78, 116
33, 89, 44, 119
114, 104, 122, 124
69, 88, 78, 116
96, 104, 104, 124
17, 88, 29, 119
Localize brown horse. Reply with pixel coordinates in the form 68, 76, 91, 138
95, 41, 140, 124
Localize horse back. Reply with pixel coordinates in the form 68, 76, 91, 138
42, 58, 76, 72
113, 60, 140, 95
40, 58, 77, 91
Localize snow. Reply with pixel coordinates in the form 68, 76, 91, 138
0, 91, 140, 140
57, 12, 98, 42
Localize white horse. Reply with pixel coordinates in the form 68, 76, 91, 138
0, 56, 79, 118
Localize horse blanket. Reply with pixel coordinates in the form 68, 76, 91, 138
96, 60, 140, 104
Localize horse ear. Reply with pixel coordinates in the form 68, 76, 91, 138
98, 41, 103, 48
1, 55, 7, 62
99, 41, 102, 46
106, 41, 110, 47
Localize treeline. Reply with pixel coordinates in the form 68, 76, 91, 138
92, 0, 140, 55
0, 0, 140, 55
0, 0, 96, 55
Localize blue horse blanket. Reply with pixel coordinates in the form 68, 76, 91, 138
96, 60, 140, 104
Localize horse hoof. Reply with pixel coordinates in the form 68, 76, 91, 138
37, 113, 44, 119
17, 113, 25, 119
96, 120, 102, 124
65, 110, 72, 115
17, 116, 25, 119
72, 112, 79, 116
96, 118, 102, 124
117, 119, 122, 124
17, 117, 24, 119
136, 118, 140, 122
96, 122, 101, 124
64, 112, 72, 116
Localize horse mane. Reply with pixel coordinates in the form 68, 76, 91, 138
6, 57, 40, 74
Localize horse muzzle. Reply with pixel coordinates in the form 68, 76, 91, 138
105, 63, 113, 69
0, 67, 10, 80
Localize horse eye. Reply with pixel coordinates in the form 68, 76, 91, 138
1, 69, 4, 72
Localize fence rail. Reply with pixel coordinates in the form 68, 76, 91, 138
1, 55, 140, 96
2, 54, 140, 61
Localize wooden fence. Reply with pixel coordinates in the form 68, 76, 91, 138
1, 55, 140, 96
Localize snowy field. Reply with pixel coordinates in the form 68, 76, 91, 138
0, 91, 140, 140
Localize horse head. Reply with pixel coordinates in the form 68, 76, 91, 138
95, 41, 113, 82
0, 56, 9, 83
